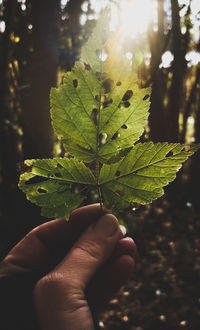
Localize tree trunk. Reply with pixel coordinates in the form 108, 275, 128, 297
180, 68, 200, 143
148, 0, 167, 142
187, 79, 200, 210
167, 0, 188, 142
0, 0, 19, 206
20, 0, 60, 159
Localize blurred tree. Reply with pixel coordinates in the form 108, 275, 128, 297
19, 0, 60, 159
167, 0, 190, 142
0, 0, 20, 216
148, 0, 167, 142
187, 64, 200, 209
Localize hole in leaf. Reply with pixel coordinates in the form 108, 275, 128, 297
116, 81, 122, 86
54, 171, 62, 177
111, 132, 119, 140
122, 90, 133, 101
84, 63, 91, 71
56, 163, 62, 169
116, 189, 124, 196
103, 98, 113, 108
105, 121, 109, 125
143, 94, 150, 101
91, 108, 98, 125
99, 133, 107, 146
116, 170, 120, 176
102, 79, 114, 93
38, 188, 47, 194
73, 79, 78, 88
166, 151, 173, 157
121, 124, 128, 129
99, 52, 108, 62
25, 176, 49, 185
182, 146, 189, 152
124, 101, 130, 108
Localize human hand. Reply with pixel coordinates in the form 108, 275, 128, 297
0, 204, 136, 330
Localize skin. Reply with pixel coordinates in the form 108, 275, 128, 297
0, 204, 136, 330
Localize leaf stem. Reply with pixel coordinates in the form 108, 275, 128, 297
96, 160, 103, 210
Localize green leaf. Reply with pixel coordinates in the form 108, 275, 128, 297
51, 63, 100, 162
80, 8, 111, 72
19, 158, 96, 219
19, 9, 200, 220
51, 17, 150, 163
99, 142, 200, 214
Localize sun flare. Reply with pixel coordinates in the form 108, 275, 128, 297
111, 0, 155, 38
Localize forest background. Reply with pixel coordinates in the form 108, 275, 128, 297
0, 0, 200, 329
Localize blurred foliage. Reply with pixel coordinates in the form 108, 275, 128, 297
98, 197, 200, 329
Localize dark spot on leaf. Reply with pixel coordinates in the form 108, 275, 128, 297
71, 183, 82, 194
116, 190, 124, 196
103, 98, 113, 108
25, 176, 49, 185
166, 151, 173, 157
102, 79, 114, 93
105, 121, 109, 125
121, 124, 128, 129
116, 81, 122, 86
143, 94, 150, 101
95, 95, 100, 102
91, 108, 98, 125
122, 90, 133, 101
96, 72, 101, 80
116, 170, 120, 176
54, 171, 62, 177
38, 188, 47, 194
111, 132, 118, 140
57, 163, 62, 169
84, 63, 91, 71
98, 133, 103, 147
102, 72, 107, 80
117, 146, 121, 150
73, 79, 78, 88
124, 101, 130, 108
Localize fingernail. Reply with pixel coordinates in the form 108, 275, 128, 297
120, 225, 127, 236
94, 214, 119, 238
102, 206, 112, 214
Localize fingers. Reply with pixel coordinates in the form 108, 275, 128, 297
51, 213, 122, 290
34, 213, 122, 330
87, 237, 136, 312
0, 204, 108, 277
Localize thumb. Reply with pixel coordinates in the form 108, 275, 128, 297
34, 214, 122, 330
54, 213, 122, 290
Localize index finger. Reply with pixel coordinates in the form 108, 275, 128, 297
0, 204, 107, 278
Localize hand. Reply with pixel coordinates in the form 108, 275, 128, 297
0, 204, 136, 330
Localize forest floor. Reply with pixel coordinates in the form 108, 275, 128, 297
99, 197, 200, 330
